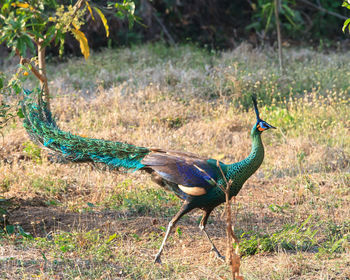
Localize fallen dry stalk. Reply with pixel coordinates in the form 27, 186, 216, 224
217, 160, 244, 280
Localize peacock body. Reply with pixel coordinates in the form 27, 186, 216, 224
22, 91, 275, 263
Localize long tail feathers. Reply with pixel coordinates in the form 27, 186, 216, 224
22, 90, 150, 171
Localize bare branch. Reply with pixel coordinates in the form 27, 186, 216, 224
299, 0, 347, 20
152, 11, 176, 45
275, 0, 284, 74
145, 0, 176, 45
15, 49, 46, 83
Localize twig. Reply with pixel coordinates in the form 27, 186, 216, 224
245, 0, 253, 8
274, 0, 284, 74
0, 130, 4, 149
298, 0, 347, 20
16, 49, 46, 83
152, 12, 175, 45
216, 160, 243, 280
147, 0, 175, 45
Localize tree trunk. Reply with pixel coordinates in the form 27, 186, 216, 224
38, 40, 50, 110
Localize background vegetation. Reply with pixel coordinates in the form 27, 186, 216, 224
60, 0, 349, 50
1, 0, 349, 59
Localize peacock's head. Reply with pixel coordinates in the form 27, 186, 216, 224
252, 95, 276, 133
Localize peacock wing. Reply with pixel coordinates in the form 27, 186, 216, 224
141, 150, 221, 196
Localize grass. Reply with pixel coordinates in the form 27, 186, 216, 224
0, 43, 349, 279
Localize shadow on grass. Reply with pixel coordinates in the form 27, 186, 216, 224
8, 203, 166, 238
6, 194, 290, 240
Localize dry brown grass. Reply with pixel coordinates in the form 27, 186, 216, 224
0, 43, 349, 279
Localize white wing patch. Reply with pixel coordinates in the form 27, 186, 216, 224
178, 185, 207, 196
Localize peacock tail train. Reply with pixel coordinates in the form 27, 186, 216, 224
21, 90, 151, 171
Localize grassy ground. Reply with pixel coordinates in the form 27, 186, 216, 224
0, 43, 349, 279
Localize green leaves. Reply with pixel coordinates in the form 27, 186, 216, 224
17, 108, 24, 118
0, 68, 29, 130
107, 233, 118, 243
0, 103, 13, 129
342, 18, 350, 33
0, 0, 138, 134
0, 0, 138, 61
0, 1, 47, 56
342, 0, 350, 9
115, 0, 136, 29
246, 0, 303, 35
0, 12, 31, 56
176, 227, 182, 237
1, 222, 33, 239
342, 2, 350, 33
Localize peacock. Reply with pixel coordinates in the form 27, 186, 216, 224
22, 91, 275, 263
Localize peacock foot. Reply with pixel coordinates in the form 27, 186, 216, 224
211, 246, 225, 262
154, 254, 162, 264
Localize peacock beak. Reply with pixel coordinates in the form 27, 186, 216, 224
266, 122, 276, 129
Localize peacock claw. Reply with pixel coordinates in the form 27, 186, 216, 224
211, 247, 225, 262
154, 255, 162, 264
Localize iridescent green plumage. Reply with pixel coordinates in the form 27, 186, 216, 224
22, 93, 150, 171
22, 90, 275, 263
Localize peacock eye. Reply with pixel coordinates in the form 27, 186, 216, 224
260, 122, 267, 128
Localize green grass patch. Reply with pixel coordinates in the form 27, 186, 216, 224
101, 180, 180, 217
239, 217, 350, 259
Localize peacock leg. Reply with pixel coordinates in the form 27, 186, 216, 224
154, 201, 192, 264
199, 209, 225, 261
